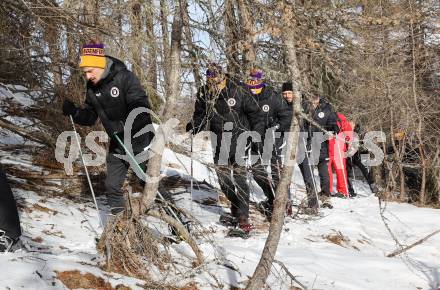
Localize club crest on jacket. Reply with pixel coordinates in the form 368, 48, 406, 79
262, 104, 270, 112
227, 98, 236, 107
110, 87, 120, 98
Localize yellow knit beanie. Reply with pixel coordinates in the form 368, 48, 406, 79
79, 41, 106, 69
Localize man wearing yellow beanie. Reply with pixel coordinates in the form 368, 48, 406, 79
79, 42, 106, 69
62, 40, 154, 215
77, 42, 107, 85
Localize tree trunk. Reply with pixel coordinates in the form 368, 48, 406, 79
143, 0, 162, 112
47, 26, 63, 89
236, 0, 255, 73
246, 2, 302, 288
160, 0, 171, 96
387, 95, 406, 200
130, 0, 143, 80
224, 0, 241, 76
181, 0, 201, 89
408, 0, 426, 204
83, 0, 99, 30
142, 2, 183, 210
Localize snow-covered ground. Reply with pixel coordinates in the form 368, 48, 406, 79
1, 88, 439, 289
0, 136, 439, 290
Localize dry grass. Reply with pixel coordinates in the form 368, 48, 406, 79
56, 270, 130, 290
96, 213, 171, 281
322, 230, 360, 251
322, 230, 350, 247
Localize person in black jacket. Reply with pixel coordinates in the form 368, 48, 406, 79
0, 166, 21, 252
303, 94, 339, 200
186, 64, 265, 233
62, 40, 154, 214
281, 82, 319, 212
245, 70, 291, 218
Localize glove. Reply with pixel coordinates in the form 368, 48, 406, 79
268, 118, 280, 130
185, 122, 194, 133
62, 100, 78, 116
252, 141, 263, 155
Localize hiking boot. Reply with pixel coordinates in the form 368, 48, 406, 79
238, 223, 253, 234
238, 216, 253, 234
370, 183, 379, 194
219, 212, 238, 227
319, 195, 333, 209
307, 195, 319, 209
318, 190, 331, 198
349, 190, 357, 198
335, 192, 348, 199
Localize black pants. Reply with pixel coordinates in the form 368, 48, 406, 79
215, 164, 250, 220
0, 168, 21, 240
306, 139, 331, 196
346, 153, 374, 194
298, 154, 320, 207
315, 159, 330, 196
253, 157, 282, 205
105, 150, 147, 214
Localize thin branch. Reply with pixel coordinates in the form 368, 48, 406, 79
387, 229, 440, 258
273, 259, 308, 290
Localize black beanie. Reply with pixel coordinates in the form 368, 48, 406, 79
281, 82, 293, 92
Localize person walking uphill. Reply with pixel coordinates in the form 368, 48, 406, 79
328, 112, 353, 198
245, 69, 291, 219
303, 94, 339, 205
186, 64, 265, 235
62, 40, 154, 215
281, 82, 320, 213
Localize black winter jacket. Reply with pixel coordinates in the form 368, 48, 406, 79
283, 99, 314, 131
188, 78, 265, 163
303, 98, 338, 160
283, 99, 308, 153
252, 86, 291, 132
0, 166, 21, 240
251, 86, 291, 157
72, 56, 154, 154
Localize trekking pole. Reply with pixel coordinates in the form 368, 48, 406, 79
246, 144, 254, 195
69, 116, 104, 229
302, 138, 320, 210
112, 133, 185, 226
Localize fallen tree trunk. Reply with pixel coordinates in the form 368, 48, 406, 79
0, 117, 55, 148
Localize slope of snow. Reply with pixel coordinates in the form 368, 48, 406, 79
1, 135, 439, 290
